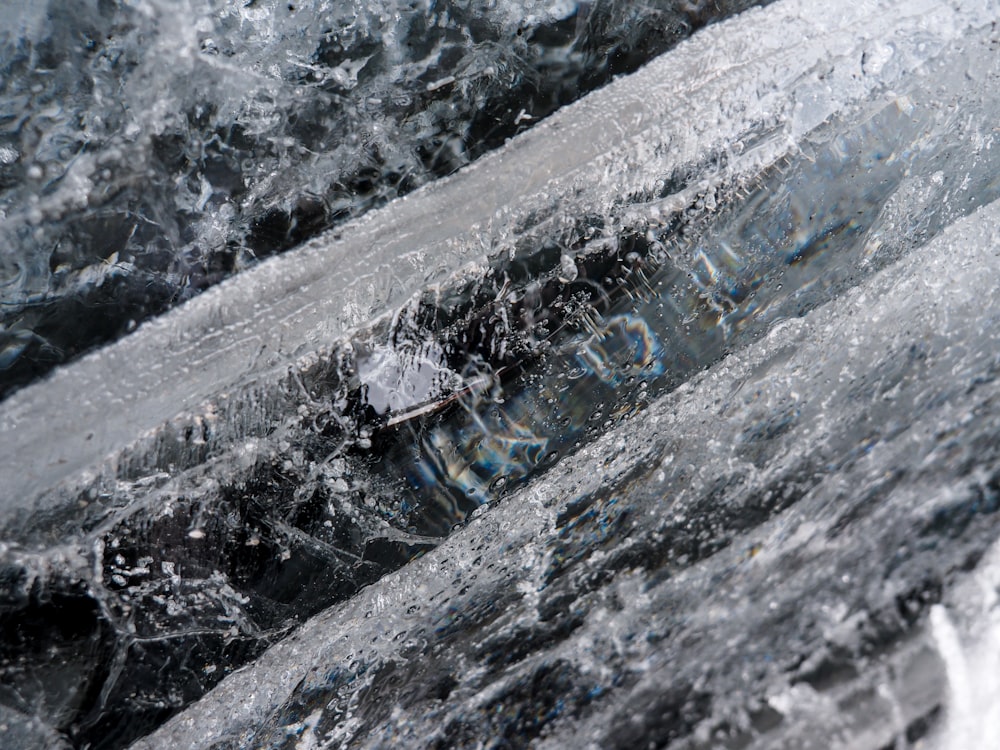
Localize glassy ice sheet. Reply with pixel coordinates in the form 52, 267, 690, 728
2, 0, 1000, 747
0, 0, 766, 398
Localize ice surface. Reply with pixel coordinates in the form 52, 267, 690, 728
2, 0, 992, 537
141, 193, 1000, 749
2, 0, 1000, 746
0, 0, 766, 397
928, 538, 1000, 750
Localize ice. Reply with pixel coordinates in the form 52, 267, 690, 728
2, 0, 991, 534
928, 538, 1000, 749
141, 194, 1000, 748
2, 0, 1000, 746
0, 0, 766, 397
140, 192, 1000, 747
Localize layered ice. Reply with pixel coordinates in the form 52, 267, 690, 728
144, 194, 1000, 748
1, 0, 1000, 747
0, 0, 765, 397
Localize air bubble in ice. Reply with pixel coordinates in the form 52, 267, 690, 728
862, 41, 895, 76
559, 253, 579, 282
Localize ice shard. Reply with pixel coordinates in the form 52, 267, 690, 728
1, 0, 1000, 747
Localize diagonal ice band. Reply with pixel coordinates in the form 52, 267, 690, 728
111, 0, 1000, 743
139, 38, 1000, 750
3, 0, 1000, 745
1, 0, 995, 523
139, 196, 1000, 746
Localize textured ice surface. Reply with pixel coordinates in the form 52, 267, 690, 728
4, 0, 995, 537
2, 0, 1000, 747
0, 0, 765, 397
142, 195, 1000, 749
928, 541, 1000, 749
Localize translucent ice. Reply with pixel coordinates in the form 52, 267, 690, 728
1, 0, 999, 747
0, 0, 766, 397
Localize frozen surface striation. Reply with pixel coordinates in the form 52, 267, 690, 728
0, 0, 765, 395
1, 0, 1000, 747
144, 196, 1000, 750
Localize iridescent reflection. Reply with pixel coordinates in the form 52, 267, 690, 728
379, 90, 1000, 535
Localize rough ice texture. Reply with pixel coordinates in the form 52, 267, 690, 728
138, 194, 1000, 749
0, 0, 766, 396
2, 0, 991, 531
2, 0, 1000, 746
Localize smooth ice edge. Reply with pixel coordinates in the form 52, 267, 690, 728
0, 0, 992, 511
133, 187, 1000, 749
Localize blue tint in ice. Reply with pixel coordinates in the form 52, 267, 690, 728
1, 0, 1000, 747
0, 0, 766, 397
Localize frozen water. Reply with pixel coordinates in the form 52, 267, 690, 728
142, 197, 1000, 749
3, 0, 993, 538
142, 193, 1000, 749
0, 0, 765, 398
928, 539, 1000, 750
1, 0, 1000, 747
